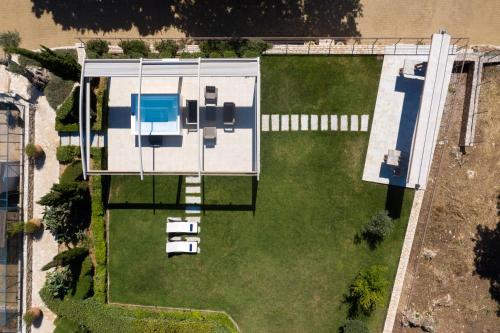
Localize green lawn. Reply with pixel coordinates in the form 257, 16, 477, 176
108, 56, 414, 332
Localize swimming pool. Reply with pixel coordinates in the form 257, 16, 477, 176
131, 94, 180, 135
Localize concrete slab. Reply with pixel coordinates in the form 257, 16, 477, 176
261, 114, 269, 132
185, 216, 201, 223
331, 115, 338, 131
350, 115, 359, 131
281, 115, 289, 131
186, 176, 201, 184
185, 205, 201, 214
340, 115, 348, 131
271, 114, 280, 131
310, 115, 318, 131
300, 115, 309, 131
320, 115, 329, 131
361, 115, 369, 131
186, 186, 201, 194
291, 114, 299, 131
186, 196, 201, 204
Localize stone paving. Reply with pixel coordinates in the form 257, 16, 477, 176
262, 114, 369, 132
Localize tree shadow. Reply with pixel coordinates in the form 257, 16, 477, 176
30, 0, 362, 37
473, 222, 500, 315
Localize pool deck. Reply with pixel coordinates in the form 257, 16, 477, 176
107, 76, 257, 174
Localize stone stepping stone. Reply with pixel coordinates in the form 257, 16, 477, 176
350, 115, 359, 131
291, 114, 299, 131
361, 115, 369, 132
281, 115, 289, 131
271, 114, 280, 131
340, 115, 348, 131
300, 115, 309, 131
186, 176, 201, 184
262, 114, 269, 132
186, 196, 201, 204
185, 205, 201, 214
185, 216, 201, 223
310, 115, 318, 131
186, 186, 201, 194
320, 115, 329, 131
331, 115, 338, 131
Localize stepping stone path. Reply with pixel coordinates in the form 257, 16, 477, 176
185, 176, 202, 216
260, 114, 369, 133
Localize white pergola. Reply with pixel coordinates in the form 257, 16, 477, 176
79, 57, 261, 180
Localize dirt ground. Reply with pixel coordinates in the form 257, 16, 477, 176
395, 65, 500, 332
0, 0, 498, 49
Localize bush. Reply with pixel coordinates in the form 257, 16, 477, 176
25, 143, 44, 159
223, 50, 238, 58
60, 160, 84, 184
240, 39, 270, 55
199, 40, 228, 56
0, 31, 21, 50
242, 49, 260, 58
208, 51, 223, 58
179, 52, 203, 58
42, 247, 89, 271
72, 256, 93, 300
348, 266, 388, 316
340, 319, 369, 333
93, 77, 108, 130
56, 88, 79, 127
118, 40, 149, 57
7, 46, 81, 81
362, 210, 393, 246
154, 40, 178, 58
38, 181, 87, 207
45, 267, 72, 299
25, 220, 43, 234
43, 202, 75, 244
85, 40, 109, 58
45, 74, 75, 110
6, 222, 24, 238
57, 146, 81, 164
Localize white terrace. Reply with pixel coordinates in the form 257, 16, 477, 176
78, 58, 260, 179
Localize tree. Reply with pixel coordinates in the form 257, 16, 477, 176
348, 266, 388, 316
42, 247, 89, 271
43, 202, 75, 244
45, 267, 72, 299
6, 45, 81, 81
362, 210, 393, 247
340, 319, 369, 333
38, 182, 87, 207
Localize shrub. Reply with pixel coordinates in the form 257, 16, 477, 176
93, 77, 108, 130
57, 146, 81, 164
6, 222, 24, 238
154, 40, 178, 58
56, 88, 79, 126
72, 256, 94, 300
45, 74, 75, 110
240, 39, 270, 55
208, 51, 223, 58
223, 50, 238, 58
340, 319, 369, 333
7, 46, 81, 81
25, 219, 43, 234
118, 40, 149, 57
348, 266, 388, 316
242, 49, 260, 58
38, 181, 87, 207
179, 52, 203, 58
42, 247, 89, 271
60, 160, 84, 184
0, 31, 21, 50
199, 40, 228, 56
45, 267, 72, 299
362, 210, 393, 246
85, 40, 109, 58
25, 143, 44, 159
43, 202, 75, 244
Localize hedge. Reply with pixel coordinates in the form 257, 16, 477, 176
57, 145, 80, 164
45, 75, 75, 111
72, 255, 94, 300
89, 147, 107, 302
41, 288, 238, 333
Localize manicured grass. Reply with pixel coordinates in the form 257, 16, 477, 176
261, 56, 382, 115
108, 56, 413, 332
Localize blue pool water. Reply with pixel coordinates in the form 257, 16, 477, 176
131, 94, 179, 122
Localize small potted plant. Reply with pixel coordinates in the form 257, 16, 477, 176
23, 307, 42, 326
25, 143, 44, 160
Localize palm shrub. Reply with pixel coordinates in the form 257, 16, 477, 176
42, 247, 89, 271
45, 267, 72, 299
340, 319, 369, 333
25, 143, 44, 159
362, 210, 393, 246
8, 219, 44, 237
118, 40, 149, 58
7, 46, 81, 81
0, 31, 21, 49
155, 40, 178, 58
348, 266, 388, 316
85, 40, 109, 58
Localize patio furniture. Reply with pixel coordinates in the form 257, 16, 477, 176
186, 100, 198, 126
400, 59, 426, 77
167, 217, 184, 222
166, 222, 200, 234
204, 106, 217, 141
166, 241, 200, 254
384, 149, 401, 166
223, 102, 235, 127
205, 86, 217, 105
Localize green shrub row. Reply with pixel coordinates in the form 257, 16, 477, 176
41, 287, 238, 333
89, 148, 107, 302
72, 255, 94, 300
42, 247, 89, 271
57, 146, 80, 164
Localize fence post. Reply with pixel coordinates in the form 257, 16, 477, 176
394, 38, 401, 55
372, 39, 378, 55
329, 39, 333, 55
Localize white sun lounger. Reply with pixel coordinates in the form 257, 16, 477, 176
166, 222, 200, 234
166, 241, 200, 254
167, 217, 184, 222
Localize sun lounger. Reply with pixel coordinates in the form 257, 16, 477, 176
186, 100, 197, 126
167, 217, 184, 222
205, 86, 217, 105
166, 221, 200, 234
166, 241, 200, 254
204, 106, 217, 141
223, 102, 235, 127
